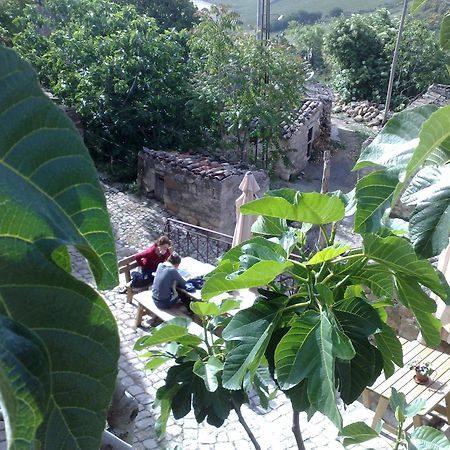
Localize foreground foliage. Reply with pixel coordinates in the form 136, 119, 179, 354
137, 187, 449, 446
340, 388, 450, 449
0, 46, 119, 448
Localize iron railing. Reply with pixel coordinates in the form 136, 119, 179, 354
164, 218, 233, 265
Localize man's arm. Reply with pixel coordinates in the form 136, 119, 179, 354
174, 270, 186, 289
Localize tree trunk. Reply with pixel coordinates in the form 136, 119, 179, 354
383, 0, 409, 125
107, 380, 139, 444
292, 410, 307, 450
232, 399, 261, 450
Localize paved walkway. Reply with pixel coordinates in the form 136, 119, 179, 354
0, 184, 390, 450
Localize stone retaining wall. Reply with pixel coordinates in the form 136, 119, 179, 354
137, 148, 270, 235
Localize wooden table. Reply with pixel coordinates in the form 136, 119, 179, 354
363, 337, 450, 431
135, 256, 257, 326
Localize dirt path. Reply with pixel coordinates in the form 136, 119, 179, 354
273, 115, 374, 246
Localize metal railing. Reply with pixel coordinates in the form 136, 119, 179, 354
164, 218, 233, 265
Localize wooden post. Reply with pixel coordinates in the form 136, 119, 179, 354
318, 150, 331, 249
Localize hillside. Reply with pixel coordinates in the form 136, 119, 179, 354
210, 0, 402, 26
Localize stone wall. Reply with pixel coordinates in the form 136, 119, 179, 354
275, 85, 332, 181
138, 149, 270, 234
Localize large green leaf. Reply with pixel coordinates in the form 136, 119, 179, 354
395, 277, 442, 347
0, 46, 117, 289
333, 297, 382, 338
405, 105, 450, 182
354, 171, 397, 233
275, 311, 342, 427
363, 234, 446, 299
241, 191, 345, 224
0, 47, 119, 449
374, 323, 403, 378
0, 243, 119, 449
251, 215, 288, 236
355, 105, 438, 176
335, 338, 383, 404
201, 259, 293, 300
409, 426, 450, 449
222, 298, 285, 390
404, 166, 450, 257
339, 421, 379, 447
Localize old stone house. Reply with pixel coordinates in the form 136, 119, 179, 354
274, 83, 332, 181
137, 148, 269, 234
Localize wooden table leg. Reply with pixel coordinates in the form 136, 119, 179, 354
362, 389, 372, 408
413, 415, 422, 428
135, 304, 145, 328
371, 396, 389, 428
445, 392, 450, 425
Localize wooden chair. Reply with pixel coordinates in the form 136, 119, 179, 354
118, 255, 150, 303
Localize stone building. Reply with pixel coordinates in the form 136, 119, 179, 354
274, 83, 332, 181
409, 83, 450, 109
137, 148, 270, 234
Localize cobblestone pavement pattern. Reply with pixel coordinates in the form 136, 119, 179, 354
0, 184, 390, 450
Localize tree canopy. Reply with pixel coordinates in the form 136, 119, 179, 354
13, 0, 199, 179
323, 9, 450, 105
189, 5, 304, 166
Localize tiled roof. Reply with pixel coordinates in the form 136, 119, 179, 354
142, 147, 257, 181
410, 84, 450, 109
282, 99, 322, 138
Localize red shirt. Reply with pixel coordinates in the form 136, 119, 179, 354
135, 245, 170, 271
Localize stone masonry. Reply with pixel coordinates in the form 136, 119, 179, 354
138, 148, 270, 235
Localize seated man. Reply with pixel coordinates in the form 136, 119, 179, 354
152, 253, 189, 309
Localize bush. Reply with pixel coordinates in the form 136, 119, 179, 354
13, 0, 202, 179
323, 9, 450, 105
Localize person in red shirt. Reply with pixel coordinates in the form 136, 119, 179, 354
132, 235, 172, 287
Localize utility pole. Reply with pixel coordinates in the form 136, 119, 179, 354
257, 0, 270, 44
383, 0, 408, 125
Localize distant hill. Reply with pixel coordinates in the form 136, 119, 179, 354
212, 0, 402, 27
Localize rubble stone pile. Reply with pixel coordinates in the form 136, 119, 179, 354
332, 99, 384, 129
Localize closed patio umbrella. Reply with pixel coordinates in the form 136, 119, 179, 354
232, 171, 260, 247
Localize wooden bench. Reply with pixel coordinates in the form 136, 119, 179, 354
118, 255, 149, 303
134, 291, 190, 328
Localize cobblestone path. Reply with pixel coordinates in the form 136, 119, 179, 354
0, 184, 389, 450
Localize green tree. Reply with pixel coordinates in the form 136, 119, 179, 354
324, 9, 450, 105
0, 45, 119, 449
286, 22, 327, 73
188, 5, 304, 167
0, 0, 32, 46
13, 0, 200, 179
115, 0, 199, 30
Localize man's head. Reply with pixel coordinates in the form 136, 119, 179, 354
168, 252, 181, 268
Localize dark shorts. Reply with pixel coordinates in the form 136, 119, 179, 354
153, 295, 178, 309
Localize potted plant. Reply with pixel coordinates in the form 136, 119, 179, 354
410, 361, 434, 384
